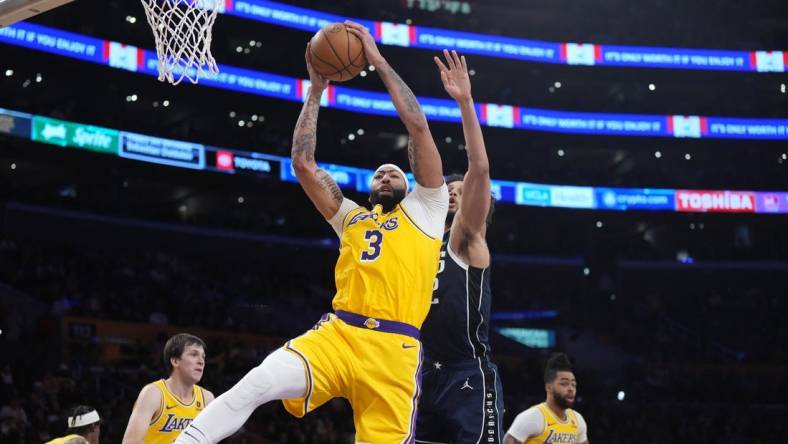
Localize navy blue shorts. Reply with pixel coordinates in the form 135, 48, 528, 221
415, 358, 504, 444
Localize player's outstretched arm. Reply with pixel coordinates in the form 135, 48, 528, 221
435, 50, 491, 235
121, 384, 162, 444
291, 44, 344, 220
345, 21, 443, 188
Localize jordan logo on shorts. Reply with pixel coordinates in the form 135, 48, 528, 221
460, 378, 473, 390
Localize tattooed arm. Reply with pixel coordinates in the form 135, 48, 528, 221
292, 45, 344, 219
345, 21, 444, 188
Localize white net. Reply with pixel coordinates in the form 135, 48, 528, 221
140, 0, 222, 85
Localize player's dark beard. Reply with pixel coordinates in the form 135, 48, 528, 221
554, 392, 573, 409
370, 188, 406, 213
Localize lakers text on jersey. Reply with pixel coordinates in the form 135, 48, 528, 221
143, 380, 206, 444
524, 403, 581, 444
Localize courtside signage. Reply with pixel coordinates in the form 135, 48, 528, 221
119, 132, 205, 169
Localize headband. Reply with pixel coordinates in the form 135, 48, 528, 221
68, 410, 100, 428
372, 163, 409, 192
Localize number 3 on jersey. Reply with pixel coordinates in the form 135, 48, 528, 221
361, 230, 383, 261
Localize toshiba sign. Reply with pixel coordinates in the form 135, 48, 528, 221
675, 190, 756, 213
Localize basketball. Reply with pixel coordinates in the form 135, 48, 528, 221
309, 23, 367, 82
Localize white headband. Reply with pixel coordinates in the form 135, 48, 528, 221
372, 164, 409, 192
68, 410, 100, 428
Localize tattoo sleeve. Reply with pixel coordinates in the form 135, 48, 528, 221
315, 169, 343, 205
291, 91, 322, 162
407, 137, 421, 179
389, 65, 421, 115
378, 63, 426, 128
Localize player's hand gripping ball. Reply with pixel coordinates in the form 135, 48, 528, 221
309, 23, 367, 82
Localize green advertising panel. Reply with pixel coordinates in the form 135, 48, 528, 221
31, 116, 119, 154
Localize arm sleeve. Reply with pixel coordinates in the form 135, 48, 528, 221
506, 407, 545, 443
327, 198, 360, 237
400, 183, 449, 239
575, 411, 588, 442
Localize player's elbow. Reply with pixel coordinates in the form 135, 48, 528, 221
468, 160, 489, 178
291, 157, 315, 175
404, 117, 429, 135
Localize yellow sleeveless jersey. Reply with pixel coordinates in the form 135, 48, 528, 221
143, 379, 206, 444
524, 403, 581, 444
332, 203, 442, 328
46, 434, 87, 444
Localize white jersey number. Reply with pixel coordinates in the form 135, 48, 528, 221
431, 248, 447, 303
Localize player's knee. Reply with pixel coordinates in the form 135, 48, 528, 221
223, 364, 275, 411
263, 348, 308, 398
223, 349, 306, 411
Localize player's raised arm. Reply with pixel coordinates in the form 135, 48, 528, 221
291, 44, 345, 220
345, 21, 443, 189
435, 50, 491, 235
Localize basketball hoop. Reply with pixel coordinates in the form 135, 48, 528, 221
140, 0, 222, 85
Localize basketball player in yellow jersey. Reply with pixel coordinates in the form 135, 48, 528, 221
122, 334, 214, 444
504, 353, 589, 444
174, 21, 448, 444
46, 405, 101, 444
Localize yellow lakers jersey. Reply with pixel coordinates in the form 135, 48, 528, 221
143, 379, 206, 444
46, 434, 88, 444
333, 203, 442, 328
524, 403, 581, 444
